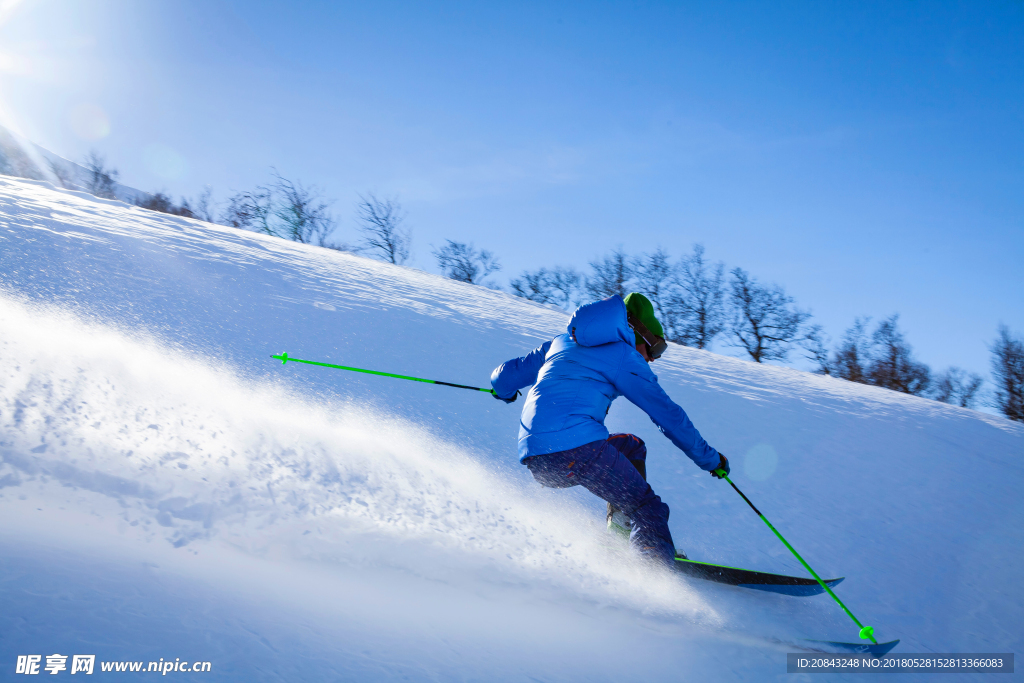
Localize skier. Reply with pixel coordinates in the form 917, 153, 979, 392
490, 293, 729, 567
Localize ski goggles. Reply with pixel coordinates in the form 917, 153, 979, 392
626, 312, 668, 360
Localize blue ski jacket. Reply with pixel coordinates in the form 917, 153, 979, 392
491, 295, 720, 469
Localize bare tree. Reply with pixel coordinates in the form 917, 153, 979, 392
271, 172, 335, 246
586, 247, 634, 300
356, 193, 411, 264
83, 150, 119, 199
673, 244, 726, 349
433, 240, 501, 284
136, 192, 195, 218
220, 172, 335, 245
990, 325, 1024, 421
727, 267, 810, 363
222, 187, 273, 233
933, 367, 984, 408
176, 197, 195, 218
510, 266, 582, 310
634, 248, 681, 338
193, 186, 217, 223
828, 317, 872, 382
802, 323, 831, 374
136, 192, 177, 214
546, 266, 583, 310
511, 268, 557, 304
865, 315, 930, 395
47, 158, 76, 189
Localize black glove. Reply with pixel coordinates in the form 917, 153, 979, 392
710, 453, 730, 479
492, 390, 520, 404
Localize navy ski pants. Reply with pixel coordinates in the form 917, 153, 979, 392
524, 434, 676, 566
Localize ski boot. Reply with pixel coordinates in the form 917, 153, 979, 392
607, 503, 630, 540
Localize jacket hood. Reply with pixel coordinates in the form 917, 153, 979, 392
566, 296, 634, 348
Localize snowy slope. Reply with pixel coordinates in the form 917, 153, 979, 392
0, 126, 150, 204
1, 176, 1022, 681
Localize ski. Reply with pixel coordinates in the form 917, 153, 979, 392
673, 557, 845, 596
751, 635, 900, 655
800, 639, 900, 655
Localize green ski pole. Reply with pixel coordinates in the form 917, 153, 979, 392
271, 352, 496, 394
712, 468, 878, 644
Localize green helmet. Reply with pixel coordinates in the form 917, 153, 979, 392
623, 292, 666, 354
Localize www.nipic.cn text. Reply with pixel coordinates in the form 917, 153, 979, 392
15, 655, 212, 675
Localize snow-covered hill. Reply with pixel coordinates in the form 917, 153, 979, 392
0, 126, 149, 203
1, 176, 1021, 681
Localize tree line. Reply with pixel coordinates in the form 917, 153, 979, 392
6, 145, 1020, 422
506, 244, 1022, 419
30, 151, 412, 259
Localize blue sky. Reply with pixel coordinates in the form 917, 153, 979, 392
1, 0, 1021, 378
